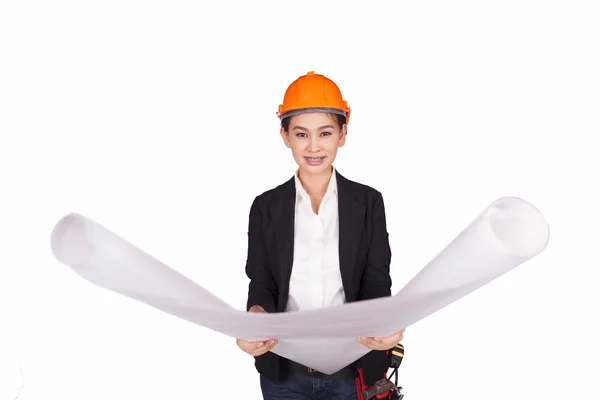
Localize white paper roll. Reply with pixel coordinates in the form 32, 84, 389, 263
50, 196, 549, 374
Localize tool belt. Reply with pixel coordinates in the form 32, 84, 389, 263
283, 343, 404, 400
356, 343, 405, 400
285, 359, 358, 380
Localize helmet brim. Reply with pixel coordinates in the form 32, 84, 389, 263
277, 107, 348, 121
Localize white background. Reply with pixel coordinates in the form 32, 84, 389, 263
1, 1, 599, 399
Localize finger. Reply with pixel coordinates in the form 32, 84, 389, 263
251, 340, 270, 349
371, 337, 393, 347
361, 335, 399, 351
238, 339, 265, 349
358, 336, 382, 349
248, 339, 277, 355
263, 339, 277, 348
249, 340, 278, 356
358, 341, 387, 351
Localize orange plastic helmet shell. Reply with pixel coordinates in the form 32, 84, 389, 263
277, 71, 351, 124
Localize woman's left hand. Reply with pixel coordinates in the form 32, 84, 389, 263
357, 328, 405, 351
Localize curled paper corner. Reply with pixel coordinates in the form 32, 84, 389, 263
50, 212, 95, 267
487, 196, 550, 259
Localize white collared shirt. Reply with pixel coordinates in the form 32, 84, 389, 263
285, 167, 347, 312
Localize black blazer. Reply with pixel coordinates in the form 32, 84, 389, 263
244, 169, 393, 387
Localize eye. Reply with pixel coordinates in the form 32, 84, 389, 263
296, 132, 308, 138
321, 131, 332, 136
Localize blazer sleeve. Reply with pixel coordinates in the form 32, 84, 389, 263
245, 196, 278, 313
358, 191, 392, 300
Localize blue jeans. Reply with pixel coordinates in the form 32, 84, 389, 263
260, 373, 359, 400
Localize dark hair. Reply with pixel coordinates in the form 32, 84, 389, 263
281, 113, 347, 132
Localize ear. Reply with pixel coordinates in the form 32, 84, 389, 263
338, 124, 347, 147
280, 127, 292, 148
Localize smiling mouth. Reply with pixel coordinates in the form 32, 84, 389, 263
304, 156, 326, 165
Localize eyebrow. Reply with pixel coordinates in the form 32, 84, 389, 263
292, 125, 335, 131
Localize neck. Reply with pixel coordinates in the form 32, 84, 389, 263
298, 167, 333, 196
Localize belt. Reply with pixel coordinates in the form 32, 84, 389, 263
285, 360, 358, 379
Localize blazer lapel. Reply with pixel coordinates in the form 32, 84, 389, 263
269, 177, 296, 301
336, 170, 365, 301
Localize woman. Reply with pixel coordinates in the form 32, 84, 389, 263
236, 71, 405, 399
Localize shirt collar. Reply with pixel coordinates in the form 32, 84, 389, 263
294, 166, 338, 199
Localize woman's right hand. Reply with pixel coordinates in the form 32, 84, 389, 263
236, 305, 278, 357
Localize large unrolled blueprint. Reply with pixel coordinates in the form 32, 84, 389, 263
50, 196, 550, 374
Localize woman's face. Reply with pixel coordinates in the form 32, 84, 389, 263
280, 112, 347, 177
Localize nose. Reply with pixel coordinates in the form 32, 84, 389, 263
308, 136, 320, 152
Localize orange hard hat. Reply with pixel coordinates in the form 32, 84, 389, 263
277, 71, 351, 123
